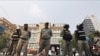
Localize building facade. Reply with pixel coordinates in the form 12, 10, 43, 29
0, 17, 16, 37
83, 15, 100, 35
27, 23, 64, 49
83, 19, 95, 35
0, 17, 65, 49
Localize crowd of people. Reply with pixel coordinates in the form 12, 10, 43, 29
2, 22, 100, 56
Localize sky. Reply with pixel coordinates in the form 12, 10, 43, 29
0, 0, 100, 33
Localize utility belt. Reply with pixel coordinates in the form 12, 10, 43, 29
12, 38, 19, 41
41, 38, 50, 40
12, 39, 19, 41
20, 38, 28, 40
78, 39, 86, 41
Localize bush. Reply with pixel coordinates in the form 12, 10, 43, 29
0, 35, 9, 51
88, 31, 100, 43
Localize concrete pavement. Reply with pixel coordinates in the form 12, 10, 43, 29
0, 53, 33, 56
0, 52, 80, 56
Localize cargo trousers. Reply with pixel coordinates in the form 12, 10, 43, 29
16, 39, 28, 56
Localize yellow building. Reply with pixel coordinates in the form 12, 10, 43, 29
0, 17, 64, 49
27, 22, 64, 49
0, 17, 16, 37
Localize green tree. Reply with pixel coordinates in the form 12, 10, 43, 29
88, 31, 100, 42
0, 33, 9, 51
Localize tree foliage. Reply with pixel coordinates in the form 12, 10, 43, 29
88, 31, 100, 42
0, 33, 9, 51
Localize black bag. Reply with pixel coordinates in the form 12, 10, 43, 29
63, 30, 72, 41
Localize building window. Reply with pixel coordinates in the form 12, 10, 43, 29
53, 33, 60, 37
31, 33, 38, 37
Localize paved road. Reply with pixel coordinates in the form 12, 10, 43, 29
0, 52, 80, 56
0, 53, 4, 56
0, 53, 33, 56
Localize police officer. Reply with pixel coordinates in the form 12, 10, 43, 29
60, 24, 72, 56
6, 28, 21, 56
75, 24, 91, 56
16, 24, 31, 56
37, 22, 52, 56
